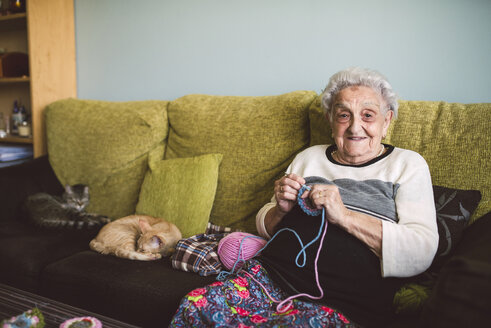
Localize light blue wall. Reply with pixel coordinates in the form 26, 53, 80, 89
74, 0, 491, 102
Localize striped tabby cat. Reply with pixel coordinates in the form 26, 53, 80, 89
89, 215, 182, 261
24, 184, 110, 229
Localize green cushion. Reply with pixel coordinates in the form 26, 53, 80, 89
45, 98, 169, 219
385, 101, 490, 222
308, 95, 334, 146
135, 154, 223, 238
393, 282, 431, 315
165, 91, 317, 232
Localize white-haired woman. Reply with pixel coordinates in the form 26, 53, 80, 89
171, 68, 438, 328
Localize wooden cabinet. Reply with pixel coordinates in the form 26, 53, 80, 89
0, 0, 76, 157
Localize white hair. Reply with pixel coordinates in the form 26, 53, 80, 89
321, 67, 399, 119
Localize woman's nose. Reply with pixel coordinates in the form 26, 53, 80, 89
347, 117, 362, 133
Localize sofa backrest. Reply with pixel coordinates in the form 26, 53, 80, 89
45, 99, 168, 219
309, 98, 490, 222
165, 91, 317, 232
44, 94, 489, 233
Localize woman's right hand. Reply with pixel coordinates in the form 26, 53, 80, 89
274, 173, 306, 215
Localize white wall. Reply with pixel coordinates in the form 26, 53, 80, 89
74, 0, 491, 102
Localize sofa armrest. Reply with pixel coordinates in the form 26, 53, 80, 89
420, 211, 491, 327
0, 156, 63, 222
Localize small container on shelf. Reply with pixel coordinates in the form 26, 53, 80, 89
11, 100, 22, 134
18, 120, 30, 137
0, 112, 7, 138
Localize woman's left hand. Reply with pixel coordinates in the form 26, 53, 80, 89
302, 184, 349, 225
302, 184, 383, 258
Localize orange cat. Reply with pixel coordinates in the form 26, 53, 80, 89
89, 215, 182, 261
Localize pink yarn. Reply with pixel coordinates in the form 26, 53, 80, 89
218, 232, 267, 270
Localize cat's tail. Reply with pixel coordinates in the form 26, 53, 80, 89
89, 240, 161, 261
89, 239, 105, 253
33, 218, 96, 229
35, 215, 110, 230
114, 248, 162, 261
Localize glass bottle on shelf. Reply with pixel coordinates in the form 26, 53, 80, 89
0, 113, 7, 138
12, 100, 23, 135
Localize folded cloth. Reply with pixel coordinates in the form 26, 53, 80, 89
172, 233, 226, 276
0, 144, 33, 162
171, 222, 239, 276
170, 259, 358, 327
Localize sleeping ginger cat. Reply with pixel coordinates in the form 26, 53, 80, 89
89, 215, 182, 260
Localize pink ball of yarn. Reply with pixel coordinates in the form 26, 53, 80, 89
218, 232, 267, 270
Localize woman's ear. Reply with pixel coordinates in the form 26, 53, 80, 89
382, 110, 394, 136
325, 111, 333, 124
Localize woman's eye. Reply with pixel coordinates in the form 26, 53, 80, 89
337, 113, 349, 122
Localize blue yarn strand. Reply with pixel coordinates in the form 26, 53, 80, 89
217, 184, 326, 281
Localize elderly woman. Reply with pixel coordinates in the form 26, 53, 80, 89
171, 68, 438, 328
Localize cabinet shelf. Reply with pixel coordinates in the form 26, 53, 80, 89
0, 77, 30, 83
0, 134, 33, 144
0, 13, 27, 30
0, 1, 76, 157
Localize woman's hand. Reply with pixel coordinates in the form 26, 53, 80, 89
302, 184, 349, 226
303, 184, 383, 258
263, 173, 305, 236
274, 173, 305, 215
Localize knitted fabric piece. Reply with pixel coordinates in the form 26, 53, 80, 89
297, 176, 333, 217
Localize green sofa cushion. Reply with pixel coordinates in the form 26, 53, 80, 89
385, 101, 490, 222
165, 91, 317, 232
136, 154, 223, 238
310, 99, 490, 222
45, 98, 168, 219
308, 95, 334, 146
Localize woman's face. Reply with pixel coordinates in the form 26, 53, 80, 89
329, 85, 393, 165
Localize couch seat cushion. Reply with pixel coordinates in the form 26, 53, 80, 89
40, 251, 215, 327
0, 220, 96, 292
165, 91, 317, 231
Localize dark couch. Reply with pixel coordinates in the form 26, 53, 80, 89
2, 158, 491, 328
0, 156, 215, 327
2, 94, 490, 327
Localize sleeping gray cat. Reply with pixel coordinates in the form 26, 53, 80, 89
24, 184, 110, 229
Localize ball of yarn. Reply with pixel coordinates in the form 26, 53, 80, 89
218, 232, 267, 270
60, 316, 102, 328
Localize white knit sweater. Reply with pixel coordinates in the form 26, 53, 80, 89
256, 144, 438, 278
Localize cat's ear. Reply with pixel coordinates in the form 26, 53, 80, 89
138, 219, 152, 233
65, 185, 72, 193
83, 186, 89, 196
